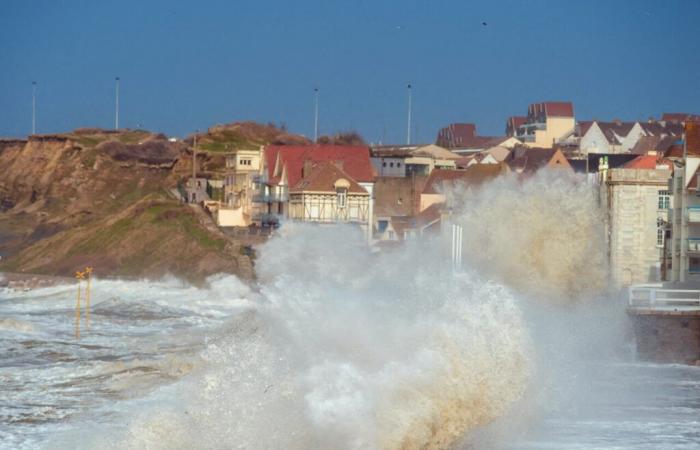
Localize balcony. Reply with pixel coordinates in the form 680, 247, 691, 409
253, 193, 288, 203
688, 207, 700, 223
688, 239, 700, 253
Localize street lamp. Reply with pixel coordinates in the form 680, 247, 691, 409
406, 83, 412, 145
314, 87, 319, 143
114, 77, 120, 130
31, 81, 37, 135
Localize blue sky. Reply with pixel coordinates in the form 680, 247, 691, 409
1, 0, 699, 143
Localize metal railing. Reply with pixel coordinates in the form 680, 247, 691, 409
628, 284, 700, 311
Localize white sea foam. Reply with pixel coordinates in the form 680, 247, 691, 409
21, 170, 646, 449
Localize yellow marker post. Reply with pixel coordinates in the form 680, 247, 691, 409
84, 267, 93, 328
75, 270, 85, 339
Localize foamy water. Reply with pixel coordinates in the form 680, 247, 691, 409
2, 171, 699, 449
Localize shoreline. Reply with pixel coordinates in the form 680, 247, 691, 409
0, 272, 75, 291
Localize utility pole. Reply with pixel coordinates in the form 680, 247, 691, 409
114, 77, 120, 130
314, 87, 319, 143
406, 83, 412, 145
193, 131, 198, 180
31, 81, 37, 135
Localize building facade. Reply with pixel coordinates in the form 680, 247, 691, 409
603, 167, 672, 286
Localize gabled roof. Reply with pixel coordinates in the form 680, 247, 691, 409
622, 155, 672, 170
507, 116, 527, 128
529, 102, 574, 118
423, 164, 506, 195
630, 135, 677, 155
506, 147, 572, 174
411, 144, 462, 160
451, 135, 509, 150
577, 121, 594, 137
290, 161, 368, 194
436, 123, 476, 148
265, 145, 374, 187
595, 121, 637, 144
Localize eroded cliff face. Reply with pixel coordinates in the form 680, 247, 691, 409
0, 130, 249, 283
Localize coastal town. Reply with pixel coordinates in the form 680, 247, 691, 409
181, 102, 700, 291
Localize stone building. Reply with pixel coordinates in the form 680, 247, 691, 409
602, 162, 672, 286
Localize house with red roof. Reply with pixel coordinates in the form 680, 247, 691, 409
510, 101, 576, 148
506, 116, 527, 137
259, 144, 375, 240
435, 123, 519, 153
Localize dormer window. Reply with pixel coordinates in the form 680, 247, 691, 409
337, 187, 347, 208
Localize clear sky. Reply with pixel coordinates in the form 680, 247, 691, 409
2, 0, 699, 143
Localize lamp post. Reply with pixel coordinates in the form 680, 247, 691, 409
114, 77, 120, 130
31, 81, 37, 135
406, 83, 412, 145
314, 87, 319, 143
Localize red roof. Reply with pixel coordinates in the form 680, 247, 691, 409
436, 123, 477, 148
423, 165, 506, 194
662, 113, 700, 123
529, 101, 574, 118
622, 155, 672, 170
290, 161, 368, 194
265, 145, 374, 187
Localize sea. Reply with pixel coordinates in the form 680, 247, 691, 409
1, 273, 699, 450
2, 175, 700, 449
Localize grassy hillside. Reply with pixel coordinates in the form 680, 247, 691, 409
0, 128, 252, 283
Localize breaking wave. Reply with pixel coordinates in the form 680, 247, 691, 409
53, 170, 609, 449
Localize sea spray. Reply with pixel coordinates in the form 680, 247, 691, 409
68, 225, 532, 450
445, 171, 608, 303
54, 170, 614, 449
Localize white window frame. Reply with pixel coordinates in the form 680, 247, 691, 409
658, 190, 670, 210
337, 188, 347, 208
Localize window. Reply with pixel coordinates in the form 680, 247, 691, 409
658, 190, 670, 210
337, 188, 347, 208
382, 162, 387, 167
239, 159, 252, 166
657, 218, 665, 247
390, 162, 394, 168
690, 257, 700, 274
397, 162, 401, 168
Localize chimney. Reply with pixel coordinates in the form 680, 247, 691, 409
303, 159, 314, 178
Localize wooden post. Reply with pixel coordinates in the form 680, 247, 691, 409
75, 271, 85, 339
85, 267, 93, 328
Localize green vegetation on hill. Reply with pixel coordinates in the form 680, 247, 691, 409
0, 128, 249, 283
193, 121, 310, 154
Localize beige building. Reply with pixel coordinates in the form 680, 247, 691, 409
515, 102, 576, 148
603, 165, 672, 286
217, 147, 263, 227
287, 161, 371, 230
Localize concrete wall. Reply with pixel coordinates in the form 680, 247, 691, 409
371, 157, 406, 177
630, 312, 700, 363
217, 207, 246, 227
